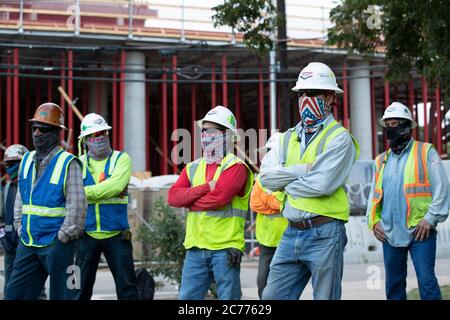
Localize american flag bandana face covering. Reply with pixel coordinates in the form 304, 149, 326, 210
298, 95, 331, 133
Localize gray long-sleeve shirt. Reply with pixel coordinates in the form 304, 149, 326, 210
14, 146, 87, 242
260, 115, 357, 221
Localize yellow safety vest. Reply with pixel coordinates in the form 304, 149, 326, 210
368, 141, 433, 229
183, 153, 254, 252
254, 177, 287, 248
279, 120, 360, 221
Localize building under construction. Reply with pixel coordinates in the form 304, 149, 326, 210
0, 0, 447, 177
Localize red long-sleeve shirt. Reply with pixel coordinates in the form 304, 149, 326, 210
168, 163, 248, 211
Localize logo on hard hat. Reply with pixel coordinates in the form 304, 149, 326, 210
300, 72, 313, 80
228, 115, 236, 127
40, 111, 49, 117
94, 118, 103, 125
404, 108, 409, 113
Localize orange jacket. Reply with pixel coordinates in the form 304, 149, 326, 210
250, 181, 280, 215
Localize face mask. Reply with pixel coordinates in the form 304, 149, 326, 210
32, 129, 60, 162
298, 95, 331, 133
5, 162, 20, 180
85, 135, 112, 161
385, 122, 411, 153
201, 130, 229, 164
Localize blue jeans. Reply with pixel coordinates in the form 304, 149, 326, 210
178, 248, 241, 300
383, 230, 441, 300
262, 219, 347, 300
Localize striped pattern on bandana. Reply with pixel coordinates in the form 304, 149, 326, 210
298, 96, 330, 133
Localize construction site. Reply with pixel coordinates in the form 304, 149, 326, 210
1, 0, 450, 301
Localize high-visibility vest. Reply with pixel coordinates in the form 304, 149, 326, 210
278, 120, 360, 221
368, 141, 433, 229
254, 178, 287, 248
81, 151, 129, 233
18, 148, 76, 247
183, 153, 254, 252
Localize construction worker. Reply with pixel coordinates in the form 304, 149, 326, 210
260, 62, 360, 300
168, 105, 254, 300
367, 102, 450, 300
76, 113, 138, 300
0, 145, 28, 293
5, 103, 86, 300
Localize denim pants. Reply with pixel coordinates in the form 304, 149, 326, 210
5, 240, 77, 300
75, 234, 139, 300
178, 248, 241, 300
383, 230, 441, 300
256, 245, 276, 299
262, 219, 347, 300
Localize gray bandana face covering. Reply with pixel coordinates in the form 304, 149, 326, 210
33, 130, 60, 162
85, 135, 112, 160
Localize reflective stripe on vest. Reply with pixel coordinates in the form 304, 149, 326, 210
183, 153, 254, 251
369, 141, 432, 229
18, 149, 73, 247
280, 120, 359, 220
82, 151, 129, 233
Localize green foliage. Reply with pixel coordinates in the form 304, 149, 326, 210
136, 197, 186, 286
327, 0, 450, 100
408, 285, 450, 300
212, 0, 278, 55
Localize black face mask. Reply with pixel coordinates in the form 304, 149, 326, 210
385, 122, 411, 153
32, 129, 61, 162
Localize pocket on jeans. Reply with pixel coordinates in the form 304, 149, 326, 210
313, 220, 339, 240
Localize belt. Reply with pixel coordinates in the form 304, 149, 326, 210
289, 216, 336, 230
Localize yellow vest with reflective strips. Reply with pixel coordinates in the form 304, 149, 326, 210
368, 141, 433, 229
183, 153, 254, 252
278, 120, 360, 221
254, 177, 287, 248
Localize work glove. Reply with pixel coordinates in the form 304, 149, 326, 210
227, 248, 242, 268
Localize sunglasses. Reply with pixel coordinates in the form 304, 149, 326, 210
297, 90, 328, 97
32, 124, 55, 133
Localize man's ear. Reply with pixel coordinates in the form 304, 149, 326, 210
323, 92, 336, 105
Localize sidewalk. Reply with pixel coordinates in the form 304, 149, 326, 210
1, 255, 450, 300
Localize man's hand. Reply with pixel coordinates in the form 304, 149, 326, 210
414, 219, 432, 241
208, 180, 216, 191
373, 222, 385, 242
227, 248, 243, 268
58, 230, 70, 244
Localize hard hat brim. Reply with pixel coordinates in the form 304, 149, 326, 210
291, 83, 344, 93
78, 125, 112, 139
29, 119, 67, 130
379, 117, 418, 129
197, 119, 241, 142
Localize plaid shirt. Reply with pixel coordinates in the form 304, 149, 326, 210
14, 146, 86, 241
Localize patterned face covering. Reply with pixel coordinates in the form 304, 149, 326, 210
298, 95, 331, 133
201, 129, 230, 164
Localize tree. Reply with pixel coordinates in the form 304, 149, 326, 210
327, 0, 450, 100
212, 0, 278, 55
136, 197, 186, 286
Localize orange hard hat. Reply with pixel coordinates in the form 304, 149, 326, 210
29, 102, 67, 130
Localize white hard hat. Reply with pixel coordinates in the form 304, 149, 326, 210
2, 144, 28, 164
78, 113, 112, 139
197, 105, 237, 134
291, 62, 343, 93
380, 102, 417, 128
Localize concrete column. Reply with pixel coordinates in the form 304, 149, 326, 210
124, 52, 146, 172
350, 60, 373, 160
